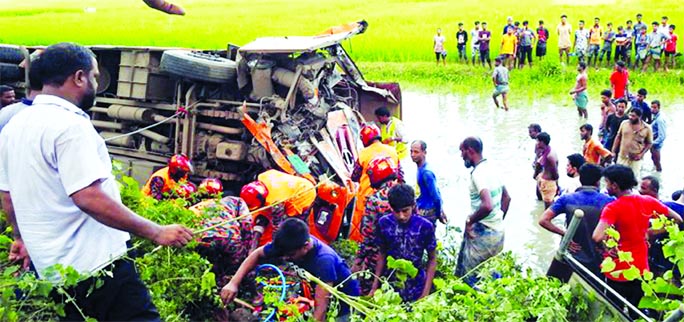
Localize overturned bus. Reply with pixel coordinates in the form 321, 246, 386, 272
0, 20, 402, 243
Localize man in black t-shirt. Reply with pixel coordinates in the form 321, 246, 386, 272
456, 23, 469, 64
605, 99, 629, 152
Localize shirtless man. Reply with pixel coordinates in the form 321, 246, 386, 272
569, 62, 588, 119
599, 89, 616, 140
612, 108, 652, 179
535, 132, 559, 208
529, 124, 543, 201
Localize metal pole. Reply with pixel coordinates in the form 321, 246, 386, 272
664, 303, 684, 322
564, 254, 651, 321
555, 209, 651, 321
555, 209, 584, 261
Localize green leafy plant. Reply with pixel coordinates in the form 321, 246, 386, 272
386, 256, 418, 288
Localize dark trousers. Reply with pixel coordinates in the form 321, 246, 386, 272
480, 49, 491, 64
457, 44, 466, 60
615, 46, 628, 63
518, 46, 533, 65
54, 257, 160, 321
605, 278, 644, 319
546, 257, 602, 289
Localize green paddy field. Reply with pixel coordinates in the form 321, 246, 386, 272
1, 0, 683, 93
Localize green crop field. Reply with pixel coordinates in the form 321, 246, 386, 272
1, 0, 680, 62
1, 0, 683, 94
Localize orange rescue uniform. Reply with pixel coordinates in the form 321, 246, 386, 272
254, 170, 317, 246
349, 142, 399, 242
142, 167, 177, 197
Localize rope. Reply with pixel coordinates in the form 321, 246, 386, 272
102, 100, 200, 143
104, 112, 181, 142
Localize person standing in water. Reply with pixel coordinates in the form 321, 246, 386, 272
570, 62, 589, 119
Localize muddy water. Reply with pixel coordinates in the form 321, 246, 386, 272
398, 90, 684, 274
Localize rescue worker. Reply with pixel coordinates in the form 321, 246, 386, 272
353, 156, 399, 294
142, 153, 193, 200
349, 124, 401, 242
189, 179, 256, 284
375, 107, 408, 160
198, 178, 223, 197
240, 169, 316, 247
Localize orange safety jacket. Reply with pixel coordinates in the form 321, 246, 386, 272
348, 142, 399, 242
142, 167, 178, 198
254, 170, 317, 246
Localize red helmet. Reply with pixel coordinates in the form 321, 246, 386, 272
169, 154, 193, 177
240, 181, 269, 210
199, 178, 223, 195
367, 157, 398, 188
175, 182, 197, 199
360, 123, 381, 147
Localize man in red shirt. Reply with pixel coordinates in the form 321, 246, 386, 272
664, 24, 678, 71
609, 61, 629, 99
593, 165, 682, 316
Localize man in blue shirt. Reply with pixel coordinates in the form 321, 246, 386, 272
410, 140, 446, 225
631, 88, 652, 123
539, 163, 614, 283
649, 100, 666, 172
221, 218, 359, 321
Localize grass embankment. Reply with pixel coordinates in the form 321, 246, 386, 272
359, 60, 684, 97
1, 0, 684, 94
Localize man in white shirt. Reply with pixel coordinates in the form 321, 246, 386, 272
434, 28, 446, 66
471, 21, 481, 65
0, 43, 193, 321
456, 137, 511, 280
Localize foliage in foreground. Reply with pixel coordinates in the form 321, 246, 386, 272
118, 173, 220, 321
0, 170, 221, 322
331, 227, 591, 322
2, 170, 593, 321
599, 216, 684, 319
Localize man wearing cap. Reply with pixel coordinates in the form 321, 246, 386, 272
221, 218, 360, 322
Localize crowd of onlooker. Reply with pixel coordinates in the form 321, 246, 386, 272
434, 13, 678, 72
